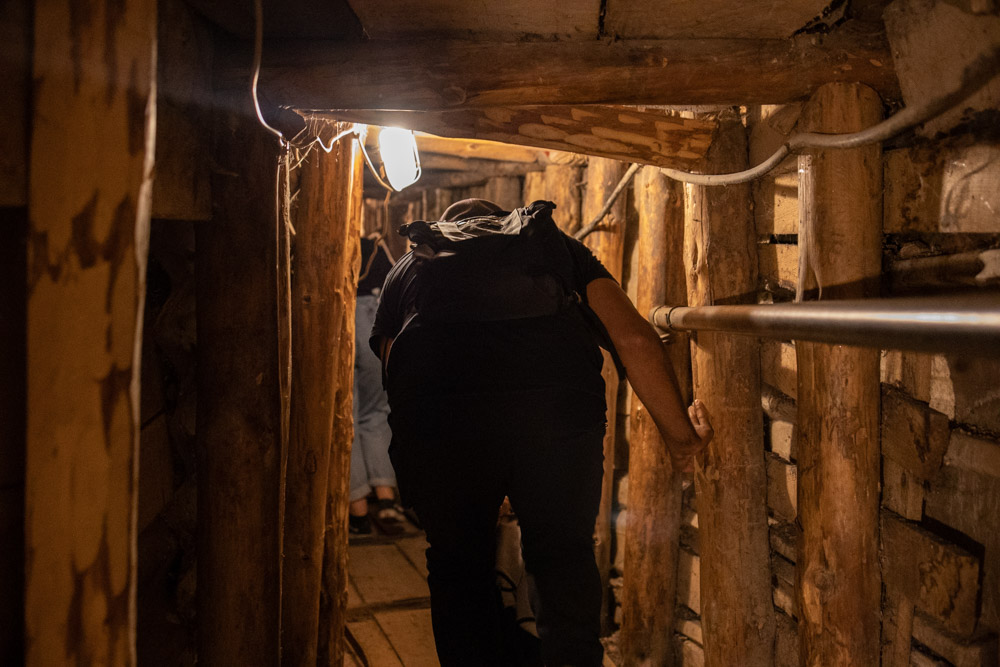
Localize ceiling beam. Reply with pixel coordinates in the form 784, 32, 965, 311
247, 32, 898, 110
310, 105, 717, 169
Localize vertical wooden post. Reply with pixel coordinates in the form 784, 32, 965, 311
26, 0, 156, 662
582, 157, 628, 632
684, 119, 774, 667
620, 167, 688, 664
281, 125, 361, 665
543, 161, 584, 235
196, 90, 283, 664
484, 175, 523, 211
795, 82, 882, 667
316, 136, 364, 667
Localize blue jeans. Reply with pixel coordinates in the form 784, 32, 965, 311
350, 295, 395, 502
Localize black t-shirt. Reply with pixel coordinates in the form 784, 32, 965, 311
370, 232, 615, 415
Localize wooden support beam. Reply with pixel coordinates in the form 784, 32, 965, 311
685, 118, 774, 666
152, 0, 213, 221
321, 105, 716, 171
619, 167, 687, 665
250, 35, 897, 110
881, 387, 950, 481
317, 142, 364, 667
482, 175, 523, 211
196, 90, 284, 664
26, 0, 156, 661
415, 135, 546, 163
0, 0, 28, 207
582, 157, 628, 634
281, 126, 362, 665
795, 82, 883, 666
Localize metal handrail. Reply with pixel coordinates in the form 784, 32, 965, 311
649, 293, 1000, 355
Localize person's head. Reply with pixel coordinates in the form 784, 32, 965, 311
439, 198, 505, 222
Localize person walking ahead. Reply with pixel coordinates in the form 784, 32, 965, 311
370, 199, 713, 667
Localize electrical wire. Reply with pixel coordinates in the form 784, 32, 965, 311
252, 0, 285, 144
574, 163, 642, 240
659, 44, 1000, 186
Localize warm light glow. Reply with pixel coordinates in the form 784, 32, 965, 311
378, 127, 421, 191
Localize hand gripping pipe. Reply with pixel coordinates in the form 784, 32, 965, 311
649, 293, 1000, 355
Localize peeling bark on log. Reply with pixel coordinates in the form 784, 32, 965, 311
620, 167, 687, 665
322, 105, 716, 171
316, 137, 363, 667
26, 0, 156, 662
282, 126, 361, 666
684, 119, 774, 667
795, 82, 883, 667
196, 90, 283, 664
582, 157, 628, 634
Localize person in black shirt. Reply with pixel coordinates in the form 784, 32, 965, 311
371, 199, 713, 666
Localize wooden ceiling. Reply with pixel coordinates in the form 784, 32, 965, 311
201, 0, 898, 173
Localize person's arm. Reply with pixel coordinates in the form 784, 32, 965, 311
586, 277, 713, 471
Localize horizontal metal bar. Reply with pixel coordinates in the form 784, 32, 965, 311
649, 294, 1000, 355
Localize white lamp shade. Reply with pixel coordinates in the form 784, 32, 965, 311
378, 127, 421, 191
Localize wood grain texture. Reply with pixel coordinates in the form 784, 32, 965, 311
619, 167, 687, 666
794, 82, 883, 667
684, 119, 774, 667
316, 138, 363, 667
250, 35, 897, 109
282, 126, 361, 666
605, 0, 831, 39
195, 88, 283, 665
582, 157, 628, 634
26, 0, 156, 662
152, 0, 213, 220
322, 106, 717, 170
0, 0, 28, 207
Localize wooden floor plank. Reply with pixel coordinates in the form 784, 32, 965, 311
374, 608, 439, 666
396, 535, 431, 579
347, 618, 405, 667
349, 543, 429, 605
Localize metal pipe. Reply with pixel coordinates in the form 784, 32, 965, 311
649, 294, 1000, 355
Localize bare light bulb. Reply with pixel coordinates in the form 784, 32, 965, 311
378, 127, 421, 191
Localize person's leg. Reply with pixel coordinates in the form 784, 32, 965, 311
508, 418, 606, 667
354, 295, 398, 502
349, 366, 373, 529
388, 407, 509, 667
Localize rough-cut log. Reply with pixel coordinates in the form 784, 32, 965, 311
0, 0, 28, 207
417, 154, 542, 175
323, 105, 716, 170
483, 175, 523, 210
582, 157, 628, 633
282, 126, 361, 665
684, 119, 774, 667
888, 249, 1000, 293
758, 243, 799, 294
26, 0, 156, 662
316, 138, 363, 667
152, 0, 212, 220
197, 91, 283, 664
884, 142, 1000, 234
795, 82, 883, 667
522, 171, 545, 205
881, 387, 950, 480
249, 35, 897, 109
882, 512, 980, 636
414, 135, 546, 163
620, 167, 687, 665
0, 207, 26, 662
767, 455, 798, 521
543, 164, 585, 235
761, 342, 798, 401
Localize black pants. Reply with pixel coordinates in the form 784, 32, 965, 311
388, 391, 606, 667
